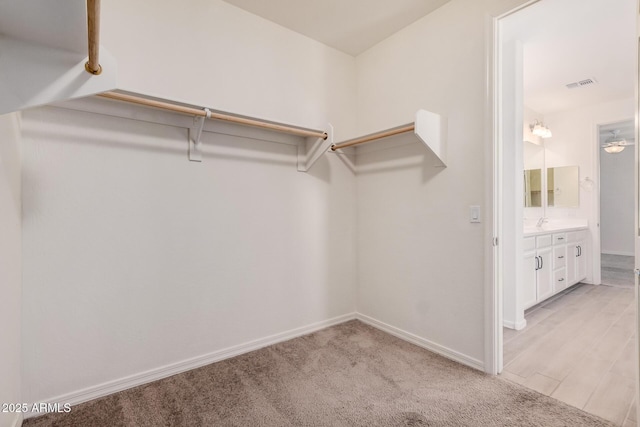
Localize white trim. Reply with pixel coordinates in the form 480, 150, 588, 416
502, 318, 527, 330
602, 250, 636, 257
24, 313, 356, 420
356, 313, 484, 372
9, 412, 23, 427
593, 120, 603, 286
484, 10, 501, 376
24, 313, 485, 420
635, 4, 640, 423
487, 0, 542, 377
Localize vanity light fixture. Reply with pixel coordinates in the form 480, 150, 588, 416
530, 120, 552, 138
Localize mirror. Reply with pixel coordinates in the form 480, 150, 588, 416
524, 169, 542, 207
547, 166, 579, 207
523, 141, 544, 208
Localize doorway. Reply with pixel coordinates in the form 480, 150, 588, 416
598, 119, 636, 288
491, 0, 638, 424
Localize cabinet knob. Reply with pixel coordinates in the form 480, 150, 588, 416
558, 278, 565, 282
558, 255, 564, 259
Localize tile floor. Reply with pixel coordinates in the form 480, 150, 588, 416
502, 283, 636, 426
602, 254, 635, 288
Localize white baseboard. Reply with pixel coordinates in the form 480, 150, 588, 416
26, 312, 357, 420
601, 250, 635, 257
503, 318, 527, 330
355, 313, 484, 372
28, 312, 484, 418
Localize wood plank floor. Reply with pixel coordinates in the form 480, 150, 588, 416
501, 283, 636, 426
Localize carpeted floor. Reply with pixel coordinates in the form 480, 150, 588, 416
24, 320, 613, 426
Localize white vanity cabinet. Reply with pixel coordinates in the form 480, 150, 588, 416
522, 235, 553, 309
552, 233, 568, 293
566, 231, 587, 285
522, 228, 588, 309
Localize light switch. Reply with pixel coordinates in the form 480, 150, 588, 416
470, 205, 481, 223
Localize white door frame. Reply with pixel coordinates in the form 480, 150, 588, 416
634, 1, 640, 419
484, 0, 540, 375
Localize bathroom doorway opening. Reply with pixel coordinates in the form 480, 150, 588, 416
598, 119, 635, 289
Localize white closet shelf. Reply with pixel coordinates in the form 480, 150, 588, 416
331, 110, 447, 167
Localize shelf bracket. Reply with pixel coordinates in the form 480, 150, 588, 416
297, 123, 333, 172
189, 108, 211, 162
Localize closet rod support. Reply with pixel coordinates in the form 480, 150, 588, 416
85, 0, 102, 75
189, 108, 211, 162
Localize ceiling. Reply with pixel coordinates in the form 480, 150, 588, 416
222, 0, 450, 56
502, 0, 636, 115
224, 0, 634, 114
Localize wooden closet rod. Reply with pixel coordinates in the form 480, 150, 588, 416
98, 92, 327, 140
85, 0, 102, 75
331, 124, 415, 151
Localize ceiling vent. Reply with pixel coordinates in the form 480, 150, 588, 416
566, 78, 598, 89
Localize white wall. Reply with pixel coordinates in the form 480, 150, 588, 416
355, 0, 527, 366
101, 0, 357, 142
0, 112, 22, 427
544, 97, 634, 280
600, 137, 635, 255
15, 0, 557, 405
21, 0, 359, 406
21, 103, 357, 405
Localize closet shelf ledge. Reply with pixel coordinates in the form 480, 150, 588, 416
331, 110, 447, 167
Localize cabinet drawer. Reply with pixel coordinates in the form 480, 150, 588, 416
553, 246, 566, 269
554, 268, 567, 291
552, 233, 567, 245
523, 237, 536, 252
567, 230, 587, 243
536, 234, 552, 248
553, 267, 567, 293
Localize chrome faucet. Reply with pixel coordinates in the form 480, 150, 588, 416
536, 217, 548, 228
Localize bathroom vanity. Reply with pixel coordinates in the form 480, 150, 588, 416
505, 138, 591, 329
522, 224, 588, 309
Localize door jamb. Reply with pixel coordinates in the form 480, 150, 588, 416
485, 0, 540, 375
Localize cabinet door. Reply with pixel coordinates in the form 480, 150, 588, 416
537, 247, 554, 301
566, 244, 577, 285
575, 240, 587, 281
522, 250, 538, 309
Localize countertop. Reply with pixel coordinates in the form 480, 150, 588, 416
523, 219, 588, 237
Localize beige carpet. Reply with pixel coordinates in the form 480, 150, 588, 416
24, 320, 613, 426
